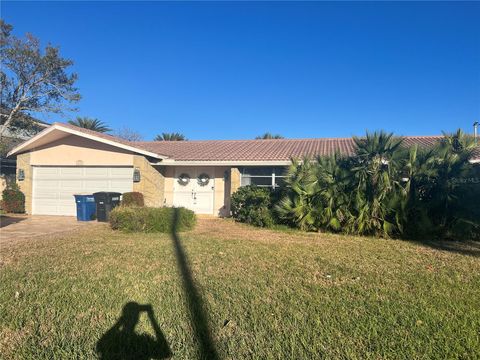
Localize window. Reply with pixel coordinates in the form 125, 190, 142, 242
239, 167, 287, 189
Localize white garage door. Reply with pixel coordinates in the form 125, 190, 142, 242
32, 166, 133, 216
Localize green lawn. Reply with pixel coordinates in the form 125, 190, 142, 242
1, 219, 479, 359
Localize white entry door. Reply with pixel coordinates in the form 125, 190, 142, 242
173, 167, 215, 214
32, 166, 133, 216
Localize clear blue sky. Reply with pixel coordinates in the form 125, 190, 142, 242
2, 1, 479, 140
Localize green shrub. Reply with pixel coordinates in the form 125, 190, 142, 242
109, 206, 196, 233
231, 185, 275, 227
1, 183, 25, 213
121, 192, 144, 207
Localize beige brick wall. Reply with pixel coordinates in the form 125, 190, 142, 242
16, 152, 33, 214
230, 167, 241, 195
163, 166, 175, 207
132, 156, 165, 207
214, 167, 230, 217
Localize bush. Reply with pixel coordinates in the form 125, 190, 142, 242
109, 206, 196, 233
1, 183, 25, 213
121, 192, 144, 207
231, 185, 275, 227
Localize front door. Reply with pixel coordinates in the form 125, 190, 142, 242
173, 167, 215, 214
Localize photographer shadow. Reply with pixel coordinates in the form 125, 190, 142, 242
96, 302, 171, 360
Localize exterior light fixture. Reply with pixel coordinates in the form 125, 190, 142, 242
18, 169, 25, 181
133, 168, 141, 182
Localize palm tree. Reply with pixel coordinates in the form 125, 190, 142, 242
68, 117, 111, 133
426, 129, 478, 237
255, 133, 284, 139
275, 158, 319, 231
276, 153, 353, 232
350, 131, 404, 237
154, 132, 186, 141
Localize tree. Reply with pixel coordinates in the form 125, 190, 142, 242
68, 117, 110, 132
255, 132, 284, 139
114, 127, 144, 142
349, 131, 404, 236
154, 132, 186, 141
0, 20, 80, 138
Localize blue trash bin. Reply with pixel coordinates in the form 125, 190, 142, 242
74, 195, 96, 221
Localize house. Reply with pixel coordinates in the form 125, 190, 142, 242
7, 122, 480, 217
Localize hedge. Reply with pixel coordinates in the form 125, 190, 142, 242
120, 192, 145, 207
231, 185, 275, 227
1, 184, 25, 213
109, 206, 196, 233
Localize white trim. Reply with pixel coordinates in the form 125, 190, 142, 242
469, 159, 480, 164
7, 124, 167, 160
7, 125, 57, 157
152, 160, 292, 166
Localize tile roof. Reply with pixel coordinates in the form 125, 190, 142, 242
132, 136, 456, 161
55, 123, 480, 162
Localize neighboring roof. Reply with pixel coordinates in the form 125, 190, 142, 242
0, 108, 50, 126
8, 122, 480, 163
0, 109, 50, 140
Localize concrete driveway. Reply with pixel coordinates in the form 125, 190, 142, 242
0, 215, 102, 243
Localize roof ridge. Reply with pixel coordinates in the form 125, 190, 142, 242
132, 135, 445, 144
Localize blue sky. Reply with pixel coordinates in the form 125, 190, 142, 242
2, 1, 479, 140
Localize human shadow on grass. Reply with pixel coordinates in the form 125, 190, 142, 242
96, 302, 171, 360
171, 208, 220, 360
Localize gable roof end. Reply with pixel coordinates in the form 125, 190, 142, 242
7, 123, 167, 159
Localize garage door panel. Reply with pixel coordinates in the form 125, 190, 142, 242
36, 167, 59, 176
84, 168, 109, 177
57, 204, 76, 216
110, 167, 132, 176
60, 180, 83, 189
33, 166, 133, 216
83, 182, 111, 194
37, 204, 60, 214
110, 180, 133, 190
60, 167, 84, 176
35, 179, 59, 188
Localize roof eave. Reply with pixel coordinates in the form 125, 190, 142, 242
7, 123, 168, 160
151, 159, 292, 166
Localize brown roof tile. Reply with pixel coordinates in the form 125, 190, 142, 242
132, 136, 450, 161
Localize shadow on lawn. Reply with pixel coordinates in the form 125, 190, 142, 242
0, 215, 27, 228
413, 239, 480, 257
97, 209, 218, 360
96, 302, 171, 360
171, 208, 220, 360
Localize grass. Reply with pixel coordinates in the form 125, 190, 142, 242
1, 218, 479, 359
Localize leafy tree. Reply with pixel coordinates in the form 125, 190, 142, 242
255, 133, 284, 139
0, 20, 80, 138
154, 132, 186, 141
68, 117, 111, 132
114, 127, 144, 142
